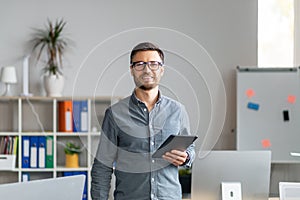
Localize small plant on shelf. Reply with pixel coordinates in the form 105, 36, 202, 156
64, 141, 81, 154
64, 141, 82, 168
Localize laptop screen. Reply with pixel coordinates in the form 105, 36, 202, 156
191, 151, 271, 200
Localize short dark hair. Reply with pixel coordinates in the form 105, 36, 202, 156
130, 42, 164, 64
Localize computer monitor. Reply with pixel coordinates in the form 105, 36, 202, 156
191, 151, 271, 200
0, 175, 85, 200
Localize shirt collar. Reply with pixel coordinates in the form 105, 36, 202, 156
130, 90, 162, 106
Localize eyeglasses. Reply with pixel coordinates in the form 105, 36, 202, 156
131, 61, 163, 71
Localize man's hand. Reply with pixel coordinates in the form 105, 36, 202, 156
162, 150, 188, 166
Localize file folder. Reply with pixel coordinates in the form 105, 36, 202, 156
58, 101, 73, 132
38, 136, 46, 168
46, 136, 53, 168
73, 101, 81, 132
80, 100, 88, 132
13, 136, 18, 155
30, 136, 38, 168
62, 171, 74, 177
22, 172, 30, 182
73, 100, 88, 132
22, 136, 30, 168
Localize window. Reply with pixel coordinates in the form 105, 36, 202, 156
258, 0, 294, 67
294, 0, 300, 65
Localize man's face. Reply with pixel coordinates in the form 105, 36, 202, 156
130, 50, 164, 90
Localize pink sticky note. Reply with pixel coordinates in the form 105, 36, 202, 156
261, 139, 271, 148
246, 89, 255, 98
287, 95, 296, 104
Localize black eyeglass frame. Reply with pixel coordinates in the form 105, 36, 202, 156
131, 61, 164, 71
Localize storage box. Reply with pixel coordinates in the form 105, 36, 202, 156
0, 155, 16, 170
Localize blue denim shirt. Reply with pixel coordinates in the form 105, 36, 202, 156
91, 91, 195, 200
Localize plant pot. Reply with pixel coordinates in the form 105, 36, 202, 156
65, 154, 79, 168
179, 174, 191, 194
43, 74, 64, 97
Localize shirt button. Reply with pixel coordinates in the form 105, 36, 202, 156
151, 178, 154, 182
143, 108, 147, 112
152, 159, 155, 163
151, 141, 154, 146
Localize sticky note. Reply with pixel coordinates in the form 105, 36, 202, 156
287, 95, 296, 104
261, 139, 271, 148
247, 102, 259, 111
283, 110, 290, 122
246, 89, 255, 98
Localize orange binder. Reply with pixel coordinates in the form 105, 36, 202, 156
58, 101, 73, 132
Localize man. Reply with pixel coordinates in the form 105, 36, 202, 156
91, 42, 195, 200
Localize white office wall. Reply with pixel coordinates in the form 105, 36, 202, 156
0, 0, 257, 149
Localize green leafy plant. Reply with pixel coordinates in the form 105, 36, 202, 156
30, 18, 69, 76
64, 141, 82, 155
179, 168, 191, 176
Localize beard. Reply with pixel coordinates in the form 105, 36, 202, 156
139, 84, 157, 91
132, 70, 163, 91
134, 74, 159, 91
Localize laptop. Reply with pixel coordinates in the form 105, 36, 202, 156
0, 175, 85, 200
191, 151, 271, 200
279, 182, 300, 200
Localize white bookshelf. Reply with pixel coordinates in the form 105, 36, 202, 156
0, 96, 120, 200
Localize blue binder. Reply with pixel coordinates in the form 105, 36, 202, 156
62, 171, 74, 176
38, 136, 46, 168
73, 101, 81, 132
73, 100, 88, 132
22, 136, 30, 168
22, 172, 30, 182
30, 136, 38, 168
80, 101, 88, 132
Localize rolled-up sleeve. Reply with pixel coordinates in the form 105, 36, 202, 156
179, 105, 195, 168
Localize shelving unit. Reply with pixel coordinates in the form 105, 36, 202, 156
0, 96, 119, 200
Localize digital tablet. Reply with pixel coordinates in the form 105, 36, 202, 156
152, 134, 198, 158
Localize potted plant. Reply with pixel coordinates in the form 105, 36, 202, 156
30, 18, 70, 97
64, 141, 82, 168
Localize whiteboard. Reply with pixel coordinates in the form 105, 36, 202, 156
236, 67, 300, 163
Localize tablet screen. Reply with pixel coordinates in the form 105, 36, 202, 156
152, 135, 198, 158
